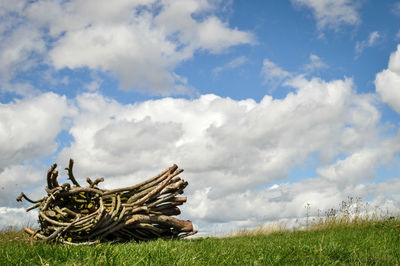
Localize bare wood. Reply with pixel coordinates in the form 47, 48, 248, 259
47, 163, 57, 189
16, 192, 44, 204
26, 202, 41, 212
60, 187, 103, 196
178, 230, 198, 238
39, 211, 70, 226
91, 177, 104, 187
127, 169, 184, 206
65, 158, 80, 187
50, 170, 60, 189
24, 227, 46, 240
150, 206, 181, 216
126, 214, 193, 232
102, 164, 177, 196
86, 177, 93, 186
18, 160, 196, 243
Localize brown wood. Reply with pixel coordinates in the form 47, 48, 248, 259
17, 159, 196, 245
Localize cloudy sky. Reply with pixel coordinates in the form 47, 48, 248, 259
1, 0, 400, 235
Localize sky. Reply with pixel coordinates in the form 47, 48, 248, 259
1, 0, 400, 235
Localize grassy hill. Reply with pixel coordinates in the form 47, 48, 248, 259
1, 218, 399, 265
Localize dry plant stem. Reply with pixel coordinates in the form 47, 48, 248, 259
50, 170, 60, 188
127, 168, 184, 206
86, 177, 93, 186
16, 192, 43, 204
62, 207, 78, 217
151, 206, 181, 216
91, 178, 104, 188
60, 239, 99, 246
46, 227, 64, 241
126, 214, 193, 232
102, 165, 176, 196
24, 227, 46, 240
47, 163, 57, 189
65, 159, 80, 187
26, 202, 41, 212
39, 211, 70, 226
60, 187, 103, 196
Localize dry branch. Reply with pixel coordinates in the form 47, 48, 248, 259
17, 159, 197, 244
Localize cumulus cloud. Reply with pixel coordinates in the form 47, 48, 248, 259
303, 54, 328, 73
261, 59, 292, 86
0, 25, 45, 82
0, 93, 72, 170
291, 0, 361, 30
392, 2, 400, 17
317, 145, 396, 185
396, 30, 400, 40
355, 31, 381, 57
213, 56, 248, 75
0, 0, 254, 95
0, 92, 74, 211
1, 76, 398, 232
375, 44, 400, 113
0, 207, 38, 229
0, 165, 44, 207
46, 73, 398, 234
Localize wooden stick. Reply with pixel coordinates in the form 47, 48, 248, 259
65, 159, 80, 187
47, 163, 57, 189
102, 164, 177, 196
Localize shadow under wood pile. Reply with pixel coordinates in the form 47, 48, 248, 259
17, 159, 197, 245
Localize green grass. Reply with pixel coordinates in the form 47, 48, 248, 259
1, 219, 399, 265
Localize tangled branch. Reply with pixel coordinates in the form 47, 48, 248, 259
17, 159, 197, 245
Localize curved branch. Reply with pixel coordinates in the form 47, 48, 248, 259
50, 170, 60, 188
47, 163, 57, 189
65, 158, 80, 187
24, 227, 46, 240
102, 164, 177, 196
26, 203, 41, 212
59, 187, 103, 196
91, 177, 104, 188
16, 192, 43, 203
126, 214, 193, 232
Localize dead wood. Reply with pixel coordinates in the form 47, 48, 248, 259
17, 159, 196, 245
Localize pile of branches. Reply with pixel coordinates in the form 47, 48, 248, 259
17, 159, 197, 245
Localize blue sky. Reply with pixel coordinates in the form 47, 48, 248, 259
1, 0, 400, 234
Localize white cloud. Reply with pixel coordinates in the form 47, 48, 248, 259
355, 31, 381, 57
261, 59, 291, 86
1, 0, 253, 95
392, 2, 400, 17
0, 24, 45, 82
213, 56, 248, 75
396, 30, 400, 40
84, 74, 103, 92
291, 0, 361, 30
303, 54, 328, 72
194, 17, 255, 53
0, 207, 38, 230
85, 81, 101, 92
0, 93, 72, 170
0, 0, 254, 96
192, 177, 400, 235
317, 146, 395, 184
0, 165, 44, 207
0, 75, 398, 232
375, 44, 400, 113
43, 73, 398, 234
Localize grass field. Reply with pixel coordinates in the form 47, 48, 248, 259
1, 217, 399, 265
